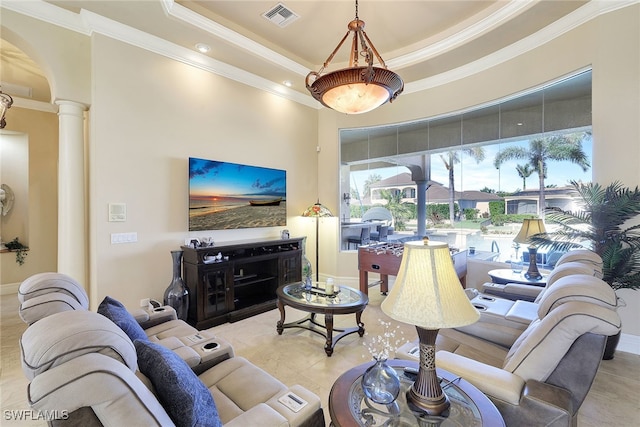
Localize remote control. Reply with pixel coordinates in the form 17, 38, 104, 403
278, 393, 308, 413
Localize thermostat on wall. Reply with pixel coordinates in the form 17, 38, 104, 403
109, 203, 126, 222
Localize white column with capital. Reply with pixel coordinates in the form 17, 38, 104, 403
56, 100, 87, 284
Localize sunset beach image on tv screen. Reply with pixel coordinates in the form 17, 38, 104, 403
189, 157, 287, 231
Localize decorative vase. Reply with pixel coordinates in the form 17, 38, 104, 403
301, 237, 313, 283
163, 250, 189, 321
361, 358, 401, 404
603, 330, 621, 360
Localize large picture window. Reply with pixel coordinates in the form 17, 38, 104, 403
339, 70, 592, 263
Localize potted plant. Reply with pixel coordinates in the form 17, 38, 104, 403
5, 237, 29, 265
531, 180, 640, 358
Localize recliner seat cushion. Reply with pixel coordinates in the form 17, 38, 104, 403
436, 328, 508, 368
198, 356, 288, 424
134, 340, 222, 427
98, 296, 148, 342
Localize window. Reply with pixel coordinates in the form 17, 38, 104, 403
339, 70, 592, 261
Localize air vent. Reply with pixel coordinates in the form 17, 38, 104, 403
262, 3, 300, 28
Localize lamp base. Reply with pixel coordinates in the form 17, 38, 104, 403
407, 327, 450, 418
525, 246, 542, 280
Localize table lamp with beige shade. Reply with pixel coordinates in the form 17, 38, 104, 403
513, 218, 547, 280
381, 240, 480, 419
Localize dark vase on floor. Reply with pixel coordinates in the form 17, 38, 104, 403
603, 331, 621, 360
164, 250, 189, 321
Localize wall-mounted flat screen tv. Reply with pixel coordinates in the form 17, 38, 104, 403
189, 157, 286, 231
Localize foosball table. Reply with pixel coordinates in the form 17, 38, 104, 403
358, 242, 467, 295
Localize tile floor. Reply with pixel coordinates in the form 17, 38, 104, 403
1, 288, 639, 426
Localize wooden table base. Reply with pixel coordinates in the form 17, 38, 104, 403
277, 302, 365, 356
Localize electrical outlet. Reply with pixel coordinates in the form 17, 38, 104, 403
140, 298, 150, 308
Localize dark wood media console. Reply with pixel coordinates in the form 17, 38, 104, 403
182, 237, 303, 329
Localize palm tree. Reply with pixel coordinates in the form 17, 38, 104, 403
515, 163, 534, 189
379, 189, 413, 231
363, 173, 382, 200
494, 133, 590, 216
439, 148, 485, 224
531, 180, 640, 291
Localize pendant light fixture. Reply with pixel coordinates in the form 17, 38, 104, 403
305, 0, 403, 114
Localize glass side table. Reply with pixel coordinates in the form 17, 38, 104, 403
329, 359, 505, 427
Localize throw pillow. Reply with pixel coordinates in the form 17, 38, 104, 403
97, 296, 148, 342
134, 339, 221, 427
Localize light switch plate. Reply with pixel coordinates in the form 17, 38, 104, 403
109, 203, 127, 222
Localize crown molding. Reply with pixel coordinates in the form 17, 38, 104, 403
2, 0, 91, 35
387, 0, 537, 69
404, 0, 639, 95
11, 97, 58, 114
3, 0, 638, 110
160, 0, 310, 76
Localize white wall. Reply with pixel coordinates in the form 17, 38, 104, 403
88, 34, 318, 309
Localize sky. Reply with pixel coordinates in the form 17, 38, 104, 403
350, 138, 593, 196
189, 157, 286, 199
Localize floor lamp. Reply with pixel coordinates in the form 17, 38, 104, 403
302, 201, 333, 282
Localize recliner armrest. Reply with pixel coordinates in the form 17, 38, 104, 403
436, 350, 525, 405
503, 283, 545, 298
136, 306, 178, 329
496, 379, 573, 427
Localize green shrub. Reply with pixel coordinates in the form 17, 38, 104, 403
463, 208, 479, 220
490, 213, 537, 226
489, 200, 505, 218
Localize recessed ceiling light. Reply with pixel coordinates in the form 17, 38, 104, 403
517, 122, 524, 126
283, 80, 292, 87
195, 43, 210, 53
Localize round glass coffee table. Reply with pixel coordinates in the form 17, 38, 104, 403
329, 359, 505, 427
276, 283, 368, 356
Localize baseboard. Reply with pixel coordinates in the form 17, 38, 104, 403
0, 282, 20, 295
617, 332, 640, 355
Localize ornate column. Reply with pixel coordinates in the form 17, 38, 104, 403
56, 100, 87, 284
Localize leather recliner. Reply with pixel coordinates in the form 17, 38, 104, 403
17, 272, 232, 373
460, 260, 604, 348
397, 275, 620, 427
480, 249, 602, 301
20, 309, 325, 427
